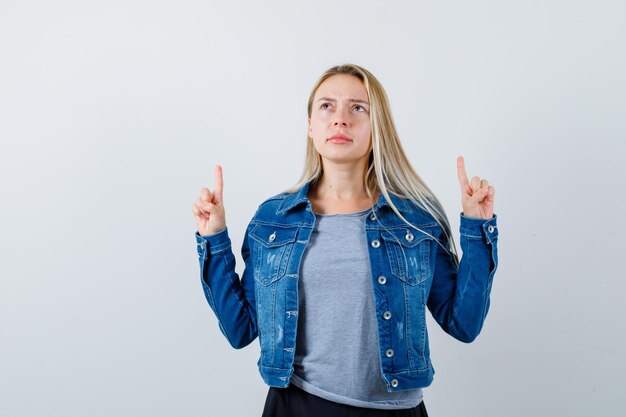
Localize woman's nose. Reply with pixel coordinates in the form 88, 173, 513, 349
333, 107, 350, 126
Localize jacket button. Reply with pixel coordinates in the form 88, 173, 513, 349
488, 225, 495, 233
391, 379, 399, 388
383, 311, 392, 320
371, 240, 380, 248
377, 275, 387, 285
405, 231, 414, 242
386, 348, 394, 357
369, 213, 377, 221
268, 232, 276, 242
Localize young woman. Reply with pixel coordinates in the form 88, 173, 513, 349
192, 64, 499, 417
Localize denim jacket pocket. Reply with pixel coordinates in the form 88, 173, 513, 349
380, 228, 433, 286
249, 224, 299, 286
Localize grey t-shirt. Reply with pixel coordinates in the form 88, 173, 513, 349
291, 207, 424, 410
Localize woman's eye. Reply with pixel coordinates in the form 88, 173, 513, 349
319, 103, 367, 112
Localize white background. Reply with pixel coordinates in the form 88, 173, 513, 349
1, 1, 624, 416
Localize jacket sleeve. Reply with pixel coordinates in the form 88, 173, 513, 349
195, 219, 258, 349
426, 212, 499, 343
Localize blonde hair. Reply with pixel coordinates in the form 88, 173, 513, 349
283, 63, 460, 267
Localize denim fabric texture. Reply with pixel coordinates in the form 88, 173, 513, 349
195, 180, 499, 392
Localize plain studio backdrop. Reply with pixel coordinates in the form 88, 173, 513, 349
1, 1, 624, 416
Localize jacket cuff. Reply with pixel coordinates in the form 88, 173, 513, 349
195, 227, 230, 256
459, 213, 498, 244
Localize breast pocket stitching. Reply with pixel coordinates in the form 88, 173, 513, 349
250, 224, 299, 286
380, 228, 432, 285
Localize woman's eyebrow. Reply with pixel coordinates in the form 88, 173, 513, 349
317, 97, 370, 105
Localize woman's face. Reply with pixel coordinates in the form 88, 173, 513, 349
308, 74, 372, 165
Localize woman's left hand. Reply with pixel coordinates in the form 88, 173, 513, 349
456, 155, 495, 220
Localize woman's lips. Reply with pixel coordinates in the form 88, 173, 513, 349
327, 134, 352, 144
328, 138, 352, 144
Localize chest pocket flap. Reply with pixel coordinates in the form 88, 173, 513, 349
250, 224, 299, 285
380, 228, 433, 285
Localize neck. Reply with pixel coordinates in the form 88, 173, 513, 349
313, 162, 368, 199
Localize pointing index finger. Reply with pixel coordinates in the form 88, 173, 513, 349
213, 164, 223, 203
457, 155, 469, 188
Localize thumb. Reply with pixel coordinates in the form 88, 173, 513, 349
203, 201, 217, 214
471, 187, 489, 202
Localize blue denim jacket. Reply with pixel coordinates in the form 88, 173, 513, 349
195, 180, 499, 392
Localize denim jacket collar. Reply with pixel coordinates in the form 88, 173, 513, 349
276, 179, 413, 215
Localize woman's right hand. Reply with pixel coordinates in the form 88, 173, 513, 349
192, 165, 227, 236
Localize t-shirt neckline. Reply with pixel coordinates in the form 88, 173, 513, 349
313, 207, 372, 217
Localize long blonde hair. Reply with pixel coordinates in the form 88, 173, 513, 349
282, 63, 460, 267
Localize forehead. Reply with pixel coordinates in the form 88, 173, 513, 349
314, 74, 368, 100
